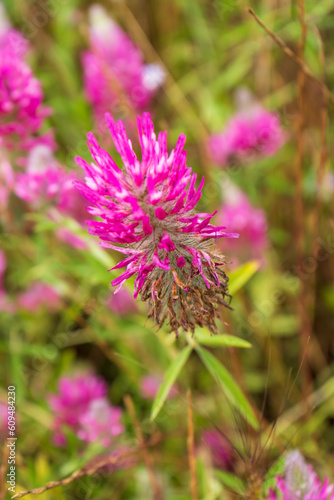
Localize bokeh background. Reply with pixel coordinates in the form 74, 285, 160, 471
0, 0, 334, 498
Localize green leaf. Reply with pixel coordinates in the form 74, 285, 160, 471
196, 346, 259, 429
150, 346, 192, 421
262, 455, 285, 495
229, 260, 260, 295
194, 329, 251, 348
215, 470, 246, 495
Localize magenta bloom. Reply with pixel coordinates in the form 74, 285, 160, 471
107, 287, 138, 316
269, 450, 334, 500
48, 374, 108, 446
15, 166, 62, 207
14, 145, 87, 249
77, 398, 124, 447
219, 186, 268, 267
18, 282, 62, 312
208, 106, 285, 167
0, 53, 51, 147
49, 374, 124, 448
82, 5, 164, 124
140, 375, 177, 400
75, 112, 238, 334
202, 430, 234, 471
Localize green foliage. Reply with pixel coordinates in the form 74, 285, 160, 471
1, 0, 334, 498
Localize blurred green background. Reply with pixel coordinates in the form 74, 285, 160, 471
1, 0, 334, 498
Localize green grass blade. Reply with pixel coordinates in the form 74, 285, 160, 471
196, 346, 259, 429
215, 470, 246, 495
150, 345, 192, 421
194, 329, 252, 348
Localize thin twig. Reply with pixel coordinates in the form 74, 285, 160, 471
247, 8, 334, 106
309, 26, 328, 355
187, 390, 198, 500
11, 435, 162, 499
295, 0, 313, 400
124, 395, 163, 500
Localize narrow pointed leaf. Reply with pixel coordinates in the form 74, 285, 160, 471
196, 346, 259, 429
150, 345, 192, 421
215, 470, 246, 495
194, 329, 251, 348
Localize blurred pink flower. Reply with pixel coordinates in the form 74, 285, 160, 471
77, 398, 124, 447
140, 375, 177, 400
15, 145, 62, 206
15, 166, 62, 206
202, 430, 234, 471
269, 450, 334, 500
18, 282, 62, 312
0, 54, 51, 148
56, 228, 87, 250
15, 146, 87, 237
107, 287, 138, 316
82, 5, 164, 123
0, 5, 51, 149
219, 185, 268, 267
49, 374, 108, 447
49, 374, 124, 449
0, 3, 29, 58
208, 99, 285, 166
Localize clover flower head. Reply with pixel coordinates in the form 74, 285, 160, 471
269, 450, 334, 500
75, 112, 238, 334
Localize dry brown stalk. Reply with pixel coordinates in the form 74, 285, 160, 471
248, 3, 322, 400
187, 390, 198, 500
11, 435, 162, 499
124, 395, 164, 500
247, 8, 334, 106
294, 0, 313, 400
309, 27, 328, 329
